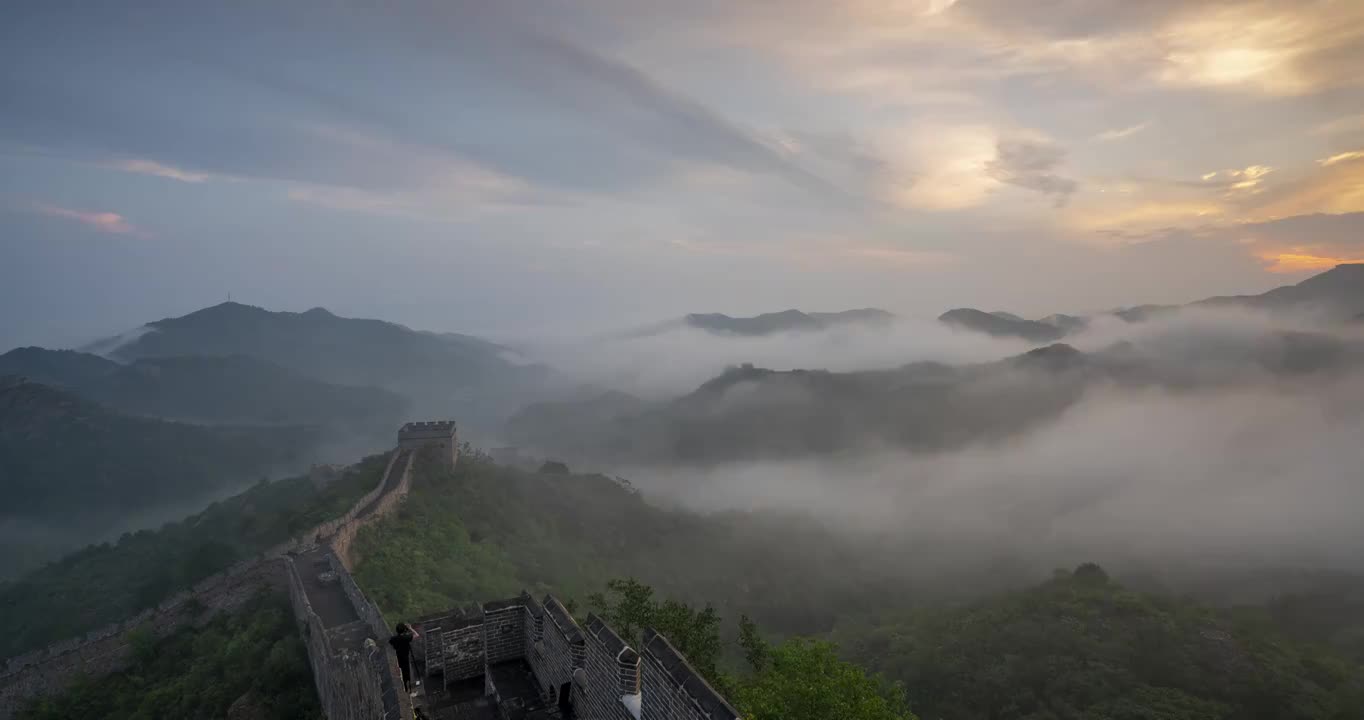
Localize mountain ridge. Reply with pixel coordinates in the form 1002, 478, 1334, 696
0, 377, 318, 577
943, 263, 1364, 341
81, 301, 552, 431
0, 347, 406, 431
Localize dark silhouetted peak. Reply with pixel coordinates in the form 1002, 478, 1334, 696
1195, 263, 1364, 317
696, 363, 777, 393
302, 306, 335, 317
153, 301, 268, 326
939, 308, 1066, 343
1010, 343, 1087, 371
0, 347, 119, 388
989, 311, 1024, 322
684, 308, 892, 336
807, 308, 896, 325
1111, 304, 1178, 323
1039, 313, 1089, 333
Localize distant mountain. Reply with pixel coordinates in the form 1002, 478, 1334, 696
0, 347, 406, 432
938, 308, 1066, 343
1038, 313, 1089, 333
84, 302, 550, 427
683, 308, 894, 336
0, 377, 317, 577
506, 331, 1364, 466
943, 264, 1364, 342
1196, 263, 1364, 317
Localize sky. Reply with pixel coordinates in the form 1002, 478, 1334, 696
3, 0, 1364, 349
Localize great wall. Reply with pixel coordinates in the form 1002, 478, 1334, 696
0, 421, 743, 720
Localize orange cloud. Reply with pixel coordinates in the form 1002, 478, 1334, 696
34, 203, 143, 236
1259, 252, 1364, 273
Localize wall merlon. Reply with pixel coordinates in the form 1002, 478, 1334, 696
641, 628, 742, 720
543, 595, 584, 644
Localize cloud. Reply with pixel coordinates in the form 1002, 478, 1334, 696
1313, 114, 1364, 137
631, 370, 1364, 571
878, 124, 999, 210
1202, 165, 1275, 194
1320, 150, 1364, 167
1094, 122, 1149, 142
0, 1, 849, 211
1259, 252, 1364, 274
1252, 154, 1364, 219
110, 159, 210, 183
31, 203, 143, 236
985, 136, 1078, 206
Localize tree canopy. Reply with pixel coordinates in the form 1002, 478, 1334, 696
17, 593, 319, 720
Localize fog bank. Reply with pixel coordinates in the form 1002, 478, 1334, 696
624, 373, 1364, 572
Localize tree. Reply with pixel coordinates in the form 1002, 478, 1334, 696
739, 614, 767, 673
590, 579, 916, 720
588, 578, 723, 680
734, 638, 917, 720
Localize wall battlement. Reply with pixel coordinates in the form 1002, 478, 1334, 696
398, 421, 458, 469
411, 593, 741, 720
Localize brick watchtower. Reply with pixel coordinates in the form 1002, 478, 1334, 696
397, 421, 458, 469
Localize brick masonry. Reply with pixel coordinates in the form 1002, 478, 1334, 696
409, 592, 743, 720
482, 599, 526, 665
640, 628, 742, 720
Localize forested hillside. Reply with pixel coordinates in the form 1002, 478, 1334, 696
16, 593, 319, 720
0, 377, 321, 577
836, 565, 1364, 720
95, 301, 551, 428
0, 347, 407, 432
0, 453, 389, 658
353, 451, 1364, 720
351, 448, 936, 635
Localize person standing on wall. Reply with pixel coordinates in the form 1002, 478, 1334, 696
389, 622, 420, 694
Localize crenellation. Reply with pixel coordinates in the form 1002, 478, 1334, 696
640, 628, 742, 720
397, 420, 458, 469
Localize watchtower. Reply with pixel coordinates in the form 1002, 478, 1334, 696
398, 421, 458, 469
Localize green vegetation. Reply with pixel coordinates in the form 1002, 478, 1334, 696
835, 565, 1364, 720
588, 577, 724, 680
351, 447, 900, 635
17, 593, 320, 720
355, 451, 1364, 720
0, 452, 388, 658
589, 577, 917, 720
0, 377, 322, 576
734, 638, 916, 720
0, 347, 407, 431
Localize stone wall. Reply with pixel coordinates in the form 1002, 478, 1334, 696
285, 558, 392, 720
330, 450, 411, 570
0, 558, 287, 720
397, 421, 458, 469
521, 594, 554, 705
0, 443, 417, 720
536, 595, 586, 705
579, 614, 641, 720
482, 598, 527, 665
639, 628, 741, 720
421, 593, 743, 720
